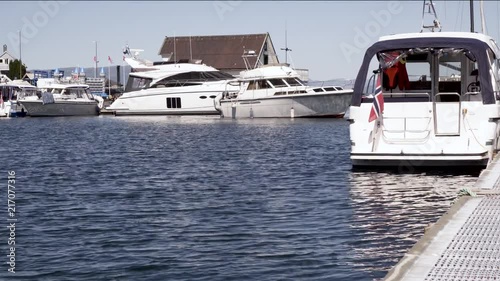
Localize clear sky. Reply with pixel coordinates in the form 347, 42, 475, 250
2, 1, 500, 80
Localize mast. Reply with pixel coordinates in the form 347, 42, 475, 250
189, 34, 192, 61
480, 0, 487, 34
280, 21, 292, 64
18, 30, 22, 79
470, 0, 474, 32
420, 0, 441, 32
94, 41, 98, 78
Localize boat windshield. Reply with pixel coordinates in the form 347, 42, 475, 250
64, 88, 91, 99
284, 78, 303, 86
126, 76, 153, 92
267, 78, 288, 88
17, 88, 37, 99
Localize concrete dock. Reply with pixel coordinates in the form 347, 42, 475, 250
384, 157, 500, 280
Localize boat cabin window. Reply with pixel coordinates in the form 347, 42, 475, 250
361, 47, 480, 103
247, 79, 272, 90
126, 76, 153, 92
267, 79, 288, 88
152, 71, 233, 88
284, 78, 303, 86
0, 87, 22, 100
23, 88, 37, 97
1, 88, 10, 101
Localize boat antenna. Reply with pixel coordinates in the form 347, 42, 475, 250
470, 0, 474, 32
480, 0, 487, 34
189, 34, 193, 61
420, 0, 442, 32
280, 21, 292, 64
173, 32, 176, 65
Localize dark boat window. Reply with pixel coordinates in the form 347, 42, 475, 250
247, 80, 272, 90
284, 78, 302, 86
125, 76, 153, 92
153, 71, 233, 88
200, 96, 207, 99
267, 79, 288, 88
209, 95, 217, 99
166, 97, 182, 108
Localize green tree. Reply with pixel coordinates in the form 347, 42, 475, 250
8, 59, 27, 80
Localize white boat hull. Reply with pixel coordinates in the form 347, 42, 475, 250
218, 92, 352, 118
19, 100, 99, 116
349, 101, 498, 168
108, 89, 224, 116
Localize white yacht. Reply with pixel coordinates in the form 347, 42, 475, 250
19, 79, 101, 116
0, 80, 37, 117
107, 46, 238, 115
349, 31, 500, 168
107, 62, 238, 115
215, 64, 353, 118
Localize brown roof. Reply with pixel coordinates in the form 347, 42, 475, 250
158, 33, 270, 70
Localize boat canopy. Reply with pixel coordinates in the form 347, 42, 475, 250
352, 36, 497, 106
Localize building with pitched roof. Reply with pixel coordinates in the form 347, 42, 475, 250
0, 45, 17, 76
157, 33, 309, 81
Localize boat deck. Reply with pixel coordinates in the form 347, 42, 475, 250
384, 156, 500, 281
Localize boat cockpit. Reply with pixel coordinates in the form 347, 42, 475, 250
359, 47, 494, 105
352, 36, 500, 108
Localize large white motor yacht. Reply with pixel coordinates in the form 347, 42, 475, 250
216, 65, 353, 118
349, 31, 500, 168
107, 51, 238, 115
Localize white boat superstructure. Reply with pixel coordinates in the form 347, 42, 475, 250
107, 62, 238, 115
349, 32, 500, 168
0, 80, 37, 117
19, 80, 101, 116
216, 65, 353, 118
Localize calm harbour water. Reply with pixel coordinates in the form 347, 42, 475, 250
0, 116, 478, 280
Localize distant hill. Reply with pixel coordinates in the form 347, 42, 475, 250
308, 78, 355, 89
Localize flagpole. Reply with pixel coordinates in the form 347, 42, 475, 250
108, 57, 111, 98
19, 30, 22, 79
94, 41, 98, 78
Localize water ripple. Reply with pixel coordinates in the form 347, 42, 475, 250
0, 116, 478, 280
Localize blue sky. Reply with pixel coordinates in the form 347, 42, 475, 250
2, 1, 500, 80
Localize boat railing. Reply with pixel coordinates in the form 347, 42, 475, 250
463, 91, 482, 102
381, 116, 432, 143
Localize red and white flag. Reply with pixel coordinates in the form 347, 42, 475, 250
93, 56, 98, 63
108, 56, 113, 64
368, 74, 384, 122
